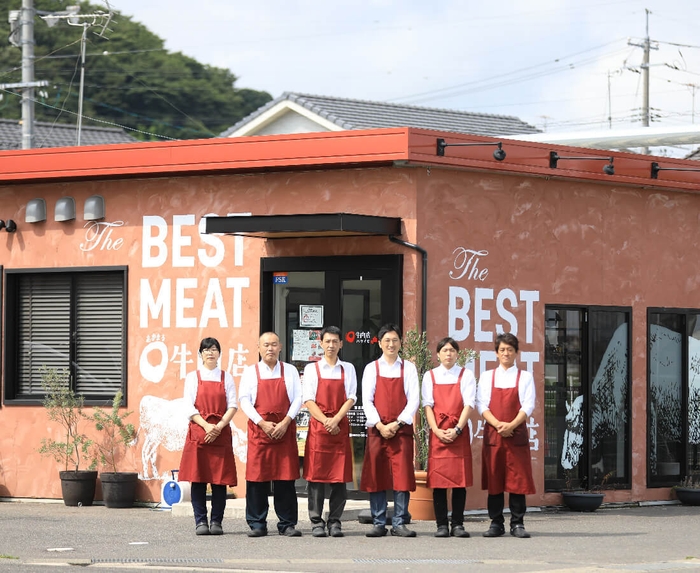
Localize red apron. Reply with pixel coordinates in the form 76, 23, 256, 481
360, 361, 416, 492
303, 363, 352, 483
427, 368, 473, 489
481, 369, 536, 495
245, 363, 300, 482
178, 370, 237, 485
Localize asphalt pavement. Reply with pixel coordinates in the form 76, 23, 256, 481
1, 499, 699, 573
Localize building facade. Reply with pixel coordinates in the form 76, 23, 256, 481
1, 128, 698, 507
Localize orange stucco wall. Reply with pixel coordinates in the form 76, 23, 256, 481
415, 166, 700, 507
0, 167, 420, 503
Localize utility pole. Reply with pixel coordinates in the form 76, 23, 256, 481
20, 0, 35, 149
628, 9, 658, 154
6, 2, 113, 149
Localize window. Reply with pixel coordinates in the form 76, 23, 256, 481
4, 268, 127, 404
544, 306, 631, 491
648, 309, 700, 486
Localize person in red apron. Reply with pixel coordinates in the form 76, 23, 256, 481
477, 332, 536, 539
239, 332, 303, 537
360, 323, 420, 538
422, 337, 476, 538
178, 337, 238, 536
302, 325, 357, 538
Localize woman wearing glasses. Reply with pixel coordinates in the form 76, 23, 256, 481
178, 337, 238, 536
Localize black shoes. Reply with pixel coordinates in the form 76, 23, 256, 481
312, 525, 327, 538
246, 528, 268, 538
365, 524, 388, 537
451, 525, 470, 538
483, 524, 506, 537
435, 525, 450, 538
195, 522, 210, 536
281, 526, 302, 537
390, 525, 417, 538
510, 524, 531, 538
328, 523, 344, 538
209, 522, 223, 535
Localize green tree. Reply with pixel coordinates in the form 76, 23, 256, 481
0, 0, 271, 140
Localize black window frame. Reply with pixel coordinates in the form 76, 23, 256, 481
544, 304, 632, 492
647, 307, 699, 487
3, 266, 128, 405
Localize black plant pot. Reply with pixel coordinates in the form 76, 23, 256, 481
561, 491, 604, 512
59, 470, 98, 507
674, 487, 700, 506
100, 472, 139, 508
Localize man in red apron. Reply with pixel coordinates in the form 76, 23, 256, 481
477, 332, 536, 539
178, 337, 238, 536
239, 332, 303, 537
360, 324, 420, 538
302, 325, 357, 538
422, 336, 475, 538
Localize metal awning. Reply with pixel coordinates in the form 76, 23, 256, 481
204, 213, 402, 239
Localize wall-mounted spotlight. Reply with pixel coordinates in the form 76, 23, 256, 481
0, 219, 17, 233
84, 195, 105, 221
55, 197, 76, 222
650, 162, 700, 179
549, 152, 615, 175
25, 198, 47, 223
436, 138, 506, 161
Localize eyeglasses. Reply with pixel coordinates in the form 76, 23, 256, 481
202, 348, 220, 354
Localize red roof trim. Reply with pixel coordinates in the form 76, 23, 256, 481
2, 127, 700, 192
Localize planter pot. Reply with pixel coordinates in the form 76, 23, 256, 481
408, 470, 435, 521
59, 470, 98, 507
100, 472, 139, 508
674, 487, 700, 506
561, 491, 604, 512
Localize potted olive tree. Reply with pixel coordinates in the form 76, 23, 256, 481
90, 391, 139, 508
673, 470, 700, 506
561, 469, 613, 512
38, 367, 98, 506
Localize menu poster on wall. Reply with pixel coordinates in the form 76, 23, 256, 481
292, 329, 324, 361
299, 305, 324, 328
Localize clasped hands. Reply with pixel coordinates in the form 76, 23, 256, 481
258, 418, 291, 440
433, 427, 458, 444
493, 419, 516, 438
376, 421, 401, 440
203, 422, 223, 443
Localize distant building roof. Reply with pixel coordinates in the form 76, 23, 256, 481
0, 118, 139, 150
687, 148, 700, 160
220, 92, 540, 138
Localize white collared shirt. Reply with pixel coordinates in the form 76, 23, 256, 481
183, 366, 237, 420
421, 364, 476, 409
361, 355, 419, 427
476, 364, 536, 417
238, 360, 303, 424
302, 357, 358, 405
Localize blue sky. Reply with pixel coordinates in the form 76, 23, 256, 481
109, 0, 700, 148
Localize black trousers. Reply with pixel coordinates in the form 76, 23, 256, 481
245, 480, 298, 534
487, 492, 526, 528
307, 481, 347, 526
432, 487, 466, 527
190, 482, 227, 526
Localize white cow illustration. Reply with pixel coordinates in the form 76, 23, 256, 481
139, 395, 248, 480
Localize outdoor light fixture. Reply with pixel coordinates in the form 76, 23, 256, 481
436, 138, 506, 161
650, 162, 700, 179
549, 152, 615, 175
0, 219, 17, 233
55, 197, 76, 222
84, 195, 105, 221
25, 198, 47, 223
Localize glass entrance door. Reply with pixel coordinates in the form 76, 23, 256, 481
260, 255, 402, 495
